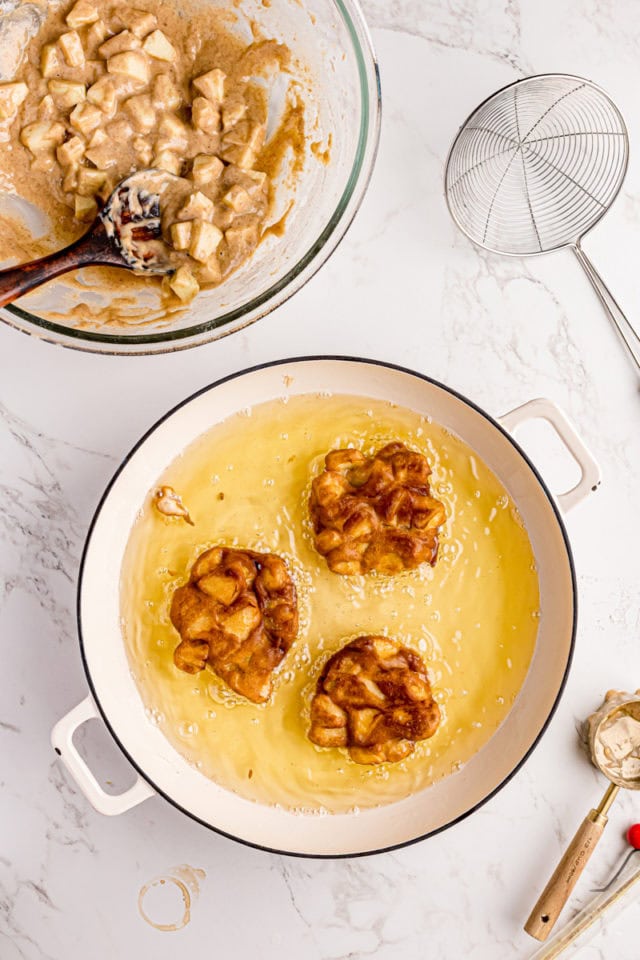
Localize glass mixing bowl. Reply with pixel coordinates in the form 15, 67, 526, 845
0, 0, 380, 354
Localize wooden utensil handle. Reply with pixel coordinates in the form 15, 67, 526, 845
0, 222, 121, 309
525, 811, 607, 941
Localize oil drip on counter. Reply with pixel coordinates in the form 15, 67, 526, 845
138, 864, 206, 932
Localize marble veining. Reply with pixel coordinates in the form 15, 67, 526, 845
2, 0, 640, 957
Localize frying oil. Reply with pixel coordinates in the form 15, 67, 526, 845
120, 394, 540, 812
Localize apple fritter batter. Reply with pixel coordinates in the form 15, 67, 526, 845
309, 635, 441, 764
170, 546, 298, 703
309, 442, 447, 576
0, 0, 306, 307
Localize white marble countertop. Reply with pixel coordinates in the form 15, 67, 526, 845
2, 0, 640, 957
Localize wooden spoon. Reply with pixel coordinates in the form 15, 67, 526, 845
0, 169, 179, 309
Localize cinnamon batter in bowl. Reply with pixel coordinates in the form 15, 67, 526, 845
0, 0, 381, 353
0, 0, 307, 312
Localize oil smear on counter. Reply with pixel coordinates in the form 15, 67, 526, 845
121, 393, 541, 813
138, 864, 206, 932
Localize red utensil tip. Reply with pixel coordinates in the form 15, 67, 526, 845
626, 824, 640, 849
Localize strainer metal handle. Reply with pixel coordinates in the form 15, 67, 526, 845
573, 243, 640, 373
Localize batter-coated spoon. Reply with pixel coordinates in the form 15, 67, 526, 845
0, 169, 178, 308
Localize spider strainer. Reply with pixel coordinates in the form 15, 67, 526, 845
445, 74, 640, 373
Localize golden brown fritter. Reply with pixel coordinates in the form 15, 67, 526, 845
309, 635, 441, 764
170, 547, 298, 703
309, 442, 447, 575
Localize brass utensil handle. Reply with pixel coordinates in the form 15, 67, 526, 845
525, 810, 608, 941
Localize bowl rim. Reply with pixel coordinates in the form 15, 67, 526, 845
1, 0, 382, 355
76, 355, 577, 857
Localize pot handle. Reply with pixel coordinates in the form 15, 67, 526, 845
51, 696, 155, 816
499, 398, 600, 513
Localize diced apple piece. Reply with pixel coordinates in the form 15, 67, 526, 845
243, 168, 267, 190
191, 153, 223, 185
222, 97, 246, 131
198, 572, 239, 604
40, 43, 61, 79
85, 59, 106, 84
107, 118, 133, 140
215, 206, 233, 231
191, 96, 219, 135
197, 254, 222, 284
169, 264, 200, 302
31, 151, 57, 173
0, 82, 28, 120
133, 135, 152, 165
86, 19, 109, 50
87, 76, 118, 114
142, 29, 176, 62
38, 95, 56, 119
107, 50, 149, 84
124, 93, 155, 131
56, 135, 85, 167
192, 67, 225, 102
157, 113, 187, 147
66, 0, 99, 28
96, 175, 116, 202
76, 166, 107, 196
220, 141, 251, 169
223, 123, 265, 169
59, 31, 85, 68
48, 79, 86, 109
170, 220, 192, 251
152, 73, 180, 110
20, 120, 66, 154
62, 166, 78, 191
119, 7, 157, 38
85, 139, 117, 168
152, 149, 181, 175
74, 193, 98, 221
70, 101, 103, 135
220, 602, 260, 640
99, 30, 140, 58
189, 219, 222, 262
88, 128, 107, 147
223, 184, 252, 213
225, 221, 258, 255
178, 190, 214, 222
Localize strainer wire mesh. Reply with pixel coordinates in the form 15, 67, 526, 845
445, 75, 629, 256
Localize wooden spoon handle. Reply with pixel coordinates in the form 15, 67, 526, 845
0, 221, 123, 309
525, 810, 608, 941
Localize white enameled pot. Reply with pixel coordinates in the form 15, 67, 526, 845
52, 358, 600, 857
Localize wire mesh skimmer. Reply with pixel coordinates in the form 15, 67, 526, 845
445, 74, 640, 373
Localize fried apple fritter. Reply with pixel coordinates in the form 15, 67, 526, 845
309, 635, 441, 764
309, 442, 446, 575
170, 547, 298, 703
